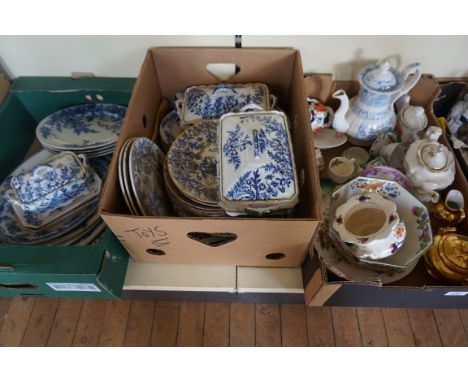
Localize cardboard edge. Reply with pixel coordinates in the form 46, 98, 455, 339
304, 269, 341, 306
0, 74, 11, 106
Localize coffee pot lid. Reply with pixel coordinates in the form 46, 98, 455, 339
419, 142, 448, 171
401, 106, 428, 130
362, 62, 399, 92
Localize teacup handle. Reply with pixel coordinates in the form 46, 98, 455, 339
240, 103, 265, 113
394, 63, 422, 103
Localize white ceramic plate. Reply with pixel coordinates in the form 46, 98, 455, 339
313, 128, 347, 149
118, 138, 140, 215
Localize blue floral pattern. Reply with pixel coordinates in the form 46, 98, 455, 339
220, 112, 296, 202
167, 121, 219, 204
37, 103, 127, 150
182, 84, 268, 122
160, 110, 186, 147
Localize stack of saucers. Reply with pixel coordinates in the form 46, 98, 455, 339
118, 137, 171, 216
36, 103, 127, 158
0, 150, 106, 246
165, 121, 226, 217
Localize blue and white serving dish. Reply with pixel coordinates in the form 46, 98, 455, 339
167, 121, 219, 205
160, 110, 186, 149
218, 110, 298, 214
128, 137, 171, 216
36, 103, 127, 152
181, 83, 270, 124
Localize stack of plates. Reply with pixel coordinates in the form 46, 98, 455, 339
36, 103, 127, 158
118, 137, 171, 216
165, 121, 226, 217
0, 150, 106, 246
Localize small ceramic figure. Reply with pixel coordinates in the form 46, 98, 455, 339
332, 192, 406, 260
332, 61, 422, 146
403, 126, 456, 203
307, 98, 334, 132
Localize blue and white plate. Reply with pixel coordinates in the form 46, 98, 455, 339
218, 110, 298, 212
128, 137, 170, 216
160, 110, 186, 148
167, 121, 218, 205
36, 103, 127, 151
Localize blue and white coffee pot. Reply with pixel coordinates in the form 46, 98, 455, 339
332, 61, 422, 146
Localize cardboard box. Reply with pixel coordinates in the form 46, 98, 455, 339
0, 76, 133, 298
302, 74, 468, 308
100, 47, 322, 267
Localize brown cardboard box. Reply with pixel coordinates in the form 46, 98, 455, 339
100, 48, 322, 267
302, 74, 468, 308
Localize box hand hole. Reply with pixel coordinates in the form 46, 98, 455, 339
142, 114, 148, 129
206, 63, 240, 82
0, 283, 38, 289
187, 232, 237, 247
265, 253, 286, 260
146, 248, 166, 256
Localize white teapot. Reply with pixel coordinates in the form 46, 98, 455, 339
403, 126, 456, 203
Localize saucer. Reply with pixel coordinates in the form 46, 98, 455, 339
313, 128, 347, 149
360, 166, 413, 192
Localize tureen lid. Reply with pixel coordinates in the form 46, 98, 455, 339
362, 62, 399, 92
401, 106, 428, 130
419, 142, 448, 171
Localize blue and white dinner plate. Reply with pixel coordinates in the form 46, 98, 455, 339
160, 110, 186, 148
36, 103, 127, 151
128, 137, 170, 216
167, 121, 219, 205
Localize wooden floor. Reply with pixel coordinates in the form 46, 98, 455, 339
0, 296, 467, 346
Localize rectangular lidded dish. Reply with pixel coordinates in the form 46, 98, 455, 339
218, 110, 298, 214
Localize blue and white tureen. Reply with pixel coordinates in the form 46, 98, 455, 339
218, 110, 298, 215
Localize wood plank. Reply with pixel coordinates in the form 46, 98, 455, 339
407, 308, 442, 347
151, 301, 180, 347
459, 310, 468, 339
124, 300, 155, 346
176, 302, 205, 347
255, 304, 281, 347
98, 300, 131, 347
203, 303, 230, 347
47, 299, 83, 346
72, 300, 106, 347
280, 304, 308, 347
230, 303, 255, 347
356, 307, 388, 347
0, 298, 11, 333
0, 296, 35, 346
382, 308, 415, 347
21, 297, 59, 346
306, 307, 335, 346
433, 309, 468, 347
332, 307, 362, 346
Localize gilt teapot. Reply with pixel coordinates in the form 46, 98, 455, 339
332, 61, 422, 146
403, 126, 456, 203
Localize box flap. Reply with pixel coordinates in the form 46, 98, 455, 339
0, 74, 10, 105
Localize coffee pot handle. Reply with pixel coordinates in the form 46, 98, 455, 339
394, 63, 422, 103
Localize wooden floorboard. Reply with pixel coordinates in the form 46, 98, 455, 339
176, 302, 205, 347
331, 307, 362, 346
407, 308, 442, 347
21, 297, 59, 347
151, 301, 180, 347
47, 299, 83, 346
255, 304, 281, 347
382, 308, 415, 347
0, 296, 35, 346
124, 300, 155, 347
0, 296, 466, 347
230, 303, 255, 347
98, 300, 131, 347
203, 303, 230, 347
280, 304, 308, 347
433, 309, 468, 347
356, 307, 388, 347
306, 307, 335, 346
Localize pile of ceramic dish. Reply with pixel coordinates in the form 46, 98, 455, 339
0, 150, 105, 246
118, 137, 171, 216
156, 82, 298, 217
36, 103, 127, 158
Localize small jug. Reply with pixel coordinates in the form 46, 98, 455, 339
433, 189, 466, 226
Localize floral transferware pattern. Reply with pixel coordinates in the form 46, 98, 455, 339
219, 111, 297, 203
36, 103, 127, 151
160, 110, 186, 147
181, 83, 269, 123
128, 137, 170, 216
167, 121, 218, 204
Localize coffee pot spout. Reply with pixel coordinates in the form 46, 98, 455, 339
332, 89, 350, 133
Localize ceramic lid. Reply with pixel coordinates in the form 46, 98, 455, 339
401, 106, 428, 130
362, 62, 399, 92
419, 142, 448, 171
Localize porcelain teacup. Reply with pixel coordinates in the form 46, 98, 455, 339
327, 156, 356, 184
